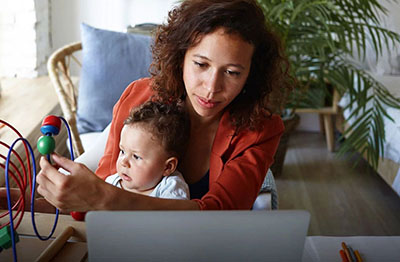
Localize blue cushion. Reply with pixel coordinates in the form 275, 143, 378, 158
77, 23, 152, 133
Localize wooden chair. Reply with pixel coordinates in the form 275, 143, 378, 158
47, 24, 158, 158
296, 89, 340, 152
47, 42, 84, 157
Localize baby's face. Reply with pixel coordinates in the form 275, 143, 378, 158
116, 124, 170, 194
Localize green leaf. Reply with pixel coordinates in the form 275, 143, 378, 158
257, 0, 400, 170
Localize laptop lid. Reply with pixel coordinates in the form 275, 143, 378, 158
86, 210, 310, 262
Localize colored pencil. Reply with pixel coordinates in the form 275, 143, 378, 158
340, 249, 349, 262
342, 242, 354, 262
354, 250, 363, 262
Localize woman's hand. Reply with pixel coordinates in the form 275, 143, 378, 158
37, 153, 200, 212
37, 153, 105, 212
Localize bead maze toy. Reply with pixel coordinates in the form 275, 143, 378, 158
0, 115, 82, 261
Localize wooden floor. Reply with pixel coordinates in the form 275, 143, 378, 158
275, 131, 400, 236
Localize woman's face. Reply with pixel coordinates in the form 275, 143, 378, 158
183, 28, 254, 121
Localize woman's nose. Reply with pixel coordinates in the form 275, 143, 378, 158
204, 70, 222, 95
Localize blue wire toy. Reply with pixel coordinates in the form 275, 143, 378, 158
1, 115, 75, 262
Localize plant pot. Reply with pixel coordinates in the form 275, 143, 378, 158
270, 113, 300, 176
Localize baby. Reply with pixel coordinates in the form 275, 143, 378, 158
105, 100, 190, 199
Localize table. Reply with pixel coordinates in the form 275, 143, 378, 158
302, 236, 400, 262
0, 211, 87, 261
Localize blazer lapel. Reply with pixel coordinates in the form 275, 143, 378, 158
209, 111, 235, 182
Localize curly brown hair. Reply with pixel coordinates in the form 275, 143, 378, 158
150, 0, 293, 131
124, 100, 190, 160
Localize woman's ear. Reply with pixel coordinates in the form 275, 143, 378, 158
163, 157, 178, 176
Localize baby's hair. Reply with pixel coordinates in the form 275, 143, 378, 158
124, 100, 190, 160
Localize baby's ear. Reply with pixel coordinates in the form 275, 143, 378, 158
163, 157, 178, 176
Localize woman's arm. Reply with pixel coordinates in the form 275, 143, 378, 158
36, 153, 199, 211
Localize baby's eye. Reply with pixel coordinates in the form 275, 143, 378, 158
133, 154, 142, 160
120, 149, 125, 155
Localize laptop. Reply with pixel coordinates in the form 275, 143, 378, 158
85, 210, 310, 262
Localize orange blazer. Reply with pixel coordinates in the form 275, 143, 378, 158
96, 78, 284, 210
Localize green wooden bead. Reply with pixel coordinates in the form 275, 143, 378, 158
37, 135, 55, 155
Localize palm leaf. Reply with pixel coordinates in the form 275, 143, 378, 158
258, 0, 400, 169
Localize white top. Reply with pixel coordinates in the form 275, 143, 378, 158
105, 171, 190, 200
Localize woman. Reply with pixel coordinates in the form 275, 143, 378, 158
37, 0, 293, 211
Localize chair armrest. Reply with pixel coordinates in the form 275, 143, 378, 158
252, 169, 279, 210
252, 192, 272, 210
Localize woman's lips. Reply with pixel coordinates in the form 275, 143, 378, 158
196, 96, 219, 109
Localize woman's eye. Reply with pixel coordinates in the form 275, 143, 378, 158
226, 70, 240, 76
194, 61, 206, 68
133, 154, 142, 160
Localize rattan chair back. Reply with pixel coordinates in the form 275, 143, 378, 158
47, 42, 84, 157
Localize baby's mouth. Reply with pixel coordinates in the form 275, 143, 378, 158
120, 173, 132, 181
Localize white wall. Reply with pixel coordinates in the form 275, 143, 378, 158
51, 0, 178, 52
0, 0, 50, 77
0, 0, 177, 78
381, 0, 400, 29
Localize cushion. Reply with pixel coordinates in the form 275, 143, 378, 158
77, 23, 153, 133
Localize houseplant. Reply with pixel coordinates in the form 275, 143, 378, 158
258, 0, 400, 169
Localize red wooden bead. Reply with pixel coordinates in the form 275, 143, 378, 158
70, 211, 86, 221
42, 115, 61, 130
